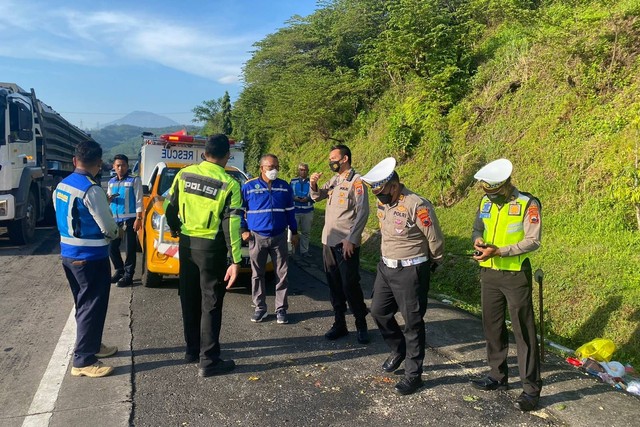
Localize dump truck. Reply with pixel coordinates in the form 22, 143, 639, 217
0, 83, 95, 245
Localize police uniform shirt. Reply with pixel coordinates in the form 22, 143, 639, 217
471, 187, 541, 257
377, 187, 444, 262
310, 168, 369, 247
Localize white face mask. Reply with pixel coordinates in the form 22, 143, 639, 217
265, 169, 278, 181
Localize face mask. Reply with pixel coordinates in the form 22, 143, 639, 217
487, 193, 507, 205
329, 160, 341, 172
376, 192, 393, 205
265, 169, 278, 181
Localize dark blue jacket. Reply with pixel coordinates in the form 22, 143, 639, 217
241, 177, 297, 237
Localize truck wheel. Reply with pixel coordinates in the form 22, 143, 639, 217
42, 177, 62, 226
8, 192, 37, 245
141, 244, 162, 288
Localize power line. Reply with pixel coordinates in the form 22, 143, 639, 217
59, 111, 194, 115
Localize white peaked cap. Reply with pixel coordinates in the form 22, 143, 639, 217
474, 158, 513, 184
361, 157, 396, 190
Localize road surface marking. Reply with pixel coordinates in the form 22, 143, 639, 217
21, 307, 76, 427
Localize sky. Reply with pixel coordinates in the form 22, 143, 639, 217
0, 0, 319, 130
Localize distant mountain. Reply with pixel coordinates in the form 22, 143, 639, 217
101, 111, 180, 129
91, 124, 201, 161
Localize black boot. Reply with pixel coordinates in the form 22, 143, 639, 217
325, 313, 348, 340
355, 317, 369, 344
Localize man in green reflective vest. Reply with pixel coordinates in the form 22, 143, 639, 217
164, 134, 243, 378
470, 158, 542, 411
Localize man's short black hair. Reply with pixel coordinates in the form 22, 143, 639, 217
389, 171, 400, 183
331, 144, 351, 164
75, 140, 102, 166
205, 134, 230, 159
113, 154, 129, 164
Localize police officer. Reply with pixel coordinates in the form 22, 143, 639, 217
164, 134, 243, 377
290, 162, 314, 258
107, 154, 143, 287
53, 140, 119, 378
310, 144, 370, 344
470, 158, 542, 411
361, 158, 444, 395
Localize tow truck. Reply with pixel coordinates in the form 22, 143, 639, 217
136, 130, 268, 287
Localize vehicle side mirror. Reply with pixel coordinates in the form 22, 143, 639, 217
143, 185, 150, 195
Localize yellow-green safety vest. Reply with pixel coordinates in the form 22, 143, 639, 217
478, 194, 532, 271
166, 161, 243, 264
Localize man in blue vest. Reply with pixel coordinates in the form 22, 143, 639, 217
290, 162, 314, 258
53, 140, 119, 378
241, 154, 298, 325
107, 154, 143, 287
470, 158, 542, 411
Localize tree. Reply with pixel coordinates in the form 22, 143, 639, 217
221, 91, 233, 136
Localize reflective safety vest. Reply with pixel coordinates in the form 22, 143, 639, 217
108, 174, 140, 221
290, 177, 313, 214
478, 193, 532, 271
165, 161, 243, 263
54, 173, 109, 260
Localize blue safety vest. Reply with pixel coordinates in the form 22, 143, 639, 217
290, 177, 314, 214
108, 174, 139, 221
54, 173, 109, 260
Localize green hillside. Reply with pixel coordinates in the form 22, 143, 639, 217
232, 0, 640, 364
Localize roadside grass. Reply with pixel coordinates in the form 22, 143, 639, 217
269, 1, 640, 366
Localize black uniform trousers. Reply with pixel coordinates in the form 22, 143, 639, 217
178, 241, 227, 369
322, 244, 368, 326
370, 261, 430, 379
62, 256, 111, 368
109, 218, 137, 279
480, 266, 542, 396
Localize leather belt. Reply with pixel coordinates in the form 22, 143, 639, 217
381, 255, 428, 268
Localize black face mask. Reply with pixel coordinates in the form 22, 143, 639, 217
487, 193, 507, 205
376, 192, 393, 205
329, 160, 341, 172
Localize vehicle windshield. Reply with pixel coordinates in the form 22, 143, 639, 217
226, 169, 248, 186
158, 167, 247, 197
158, 168, 180, 197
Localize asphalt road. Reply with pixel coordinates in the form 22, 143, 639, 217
0, 226, 638, 426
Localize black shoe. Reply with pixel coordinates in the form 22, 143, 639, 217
324, 324, 348, 340
116, 277, 133, 287
382, 353, 405, 372
356, 328, 370, 344
470, 376, 508, 391
198, 359, 236, 377
515, 392, 539, 411
110, 272, 123, 283
394, 376, 423, 395
184, 353, 198, 363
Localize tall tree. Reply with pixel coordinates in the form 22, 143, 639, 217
221, 91, 233, 136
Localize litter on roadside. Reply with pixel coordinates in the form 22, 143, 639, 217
565, 338, 640, 397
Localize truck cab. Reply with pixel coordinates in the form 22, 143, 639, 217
0, 83, 91, 245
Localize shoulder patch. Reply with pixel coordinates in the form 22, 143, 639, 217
353, 180, 363, 195
528, 205, 540, 224
416, 206, 432, 227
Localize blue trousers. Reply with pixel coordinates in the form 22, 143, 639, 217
62, 257, 111, 368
